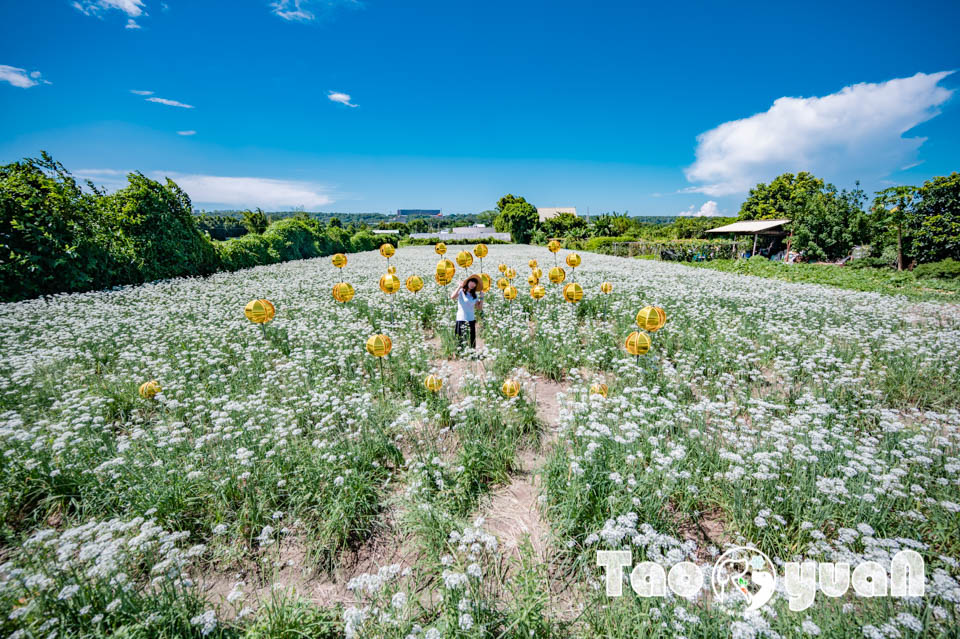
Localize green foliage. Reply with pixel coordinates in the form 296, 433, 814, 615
738, 171, 825, 220
195, 214, 247, 240
349, 229, 382, 253
214, 233, 277, 270
913, 258, 960, 280
495, 201, 539, 243
908, 173, 960, 263
241, 208, 269, 235
496, 193, 528, 212
261, 217, 322, 261
541, 211, 588, 239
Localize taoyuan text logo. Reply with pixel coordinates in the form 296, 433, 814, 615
597, 546, 925, 612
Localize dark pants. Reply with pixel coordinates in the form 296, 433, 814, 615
455, 320, 476, 349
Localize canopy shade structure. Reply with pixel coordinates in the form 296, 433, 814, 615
705, 219, 790, 234
705, 219, 791, 258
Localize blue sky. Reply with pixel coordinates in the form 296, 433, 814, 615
1, 0, 958, 215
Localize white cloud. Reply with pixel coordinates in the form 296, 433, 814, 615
0, 65, 43, 88
177, 130, 197, 136
327, 91, 358, 107
270, 0, 361, 22
74, 0, 146, 18
130, 89, 153, 95
678, 201, 723, 217
158, 174, 334, 208
146, 97, 194, 108
125, 18, 141, 29
684, 71, 955, 196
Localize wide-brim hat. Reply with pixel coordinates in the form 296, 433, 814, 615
465, 274, 482, 288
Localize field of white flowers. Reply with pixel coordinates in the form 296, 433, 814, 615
1, 244, 958, 639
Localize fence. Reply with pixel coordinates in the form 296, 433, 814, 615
603, 239, 750, 262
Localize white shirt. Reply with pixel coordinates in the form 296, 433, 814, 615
456, 290, 482, 321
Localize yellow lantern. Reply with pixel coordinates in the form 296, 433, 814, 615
590, 383, 608, 398
636, 306, 666, 332
456, 250, 474, 268
379, 243, 395, 259
530, 285, 546, 300
498, 263, 507, 273
435, 242, 447, 255
497, 277, 509, 290
480, 273, 492, 292
563, 282, 584, 303
548, 266, 566, 284
331, 253, 347, 268
244, 299, 275, 324
503, 285, 518, 300
405, 275, 424, 293
502, 379, 520, 397
505, 267, 517, 280
139, 380, 161, 399
387, 265, 397, 274
527, 274, 539, 286
424, 374, 443, 392
566, 253, 581, 268
332, 282, 355, 303
366, 334, 392, 357
474, 243, 488, 258
528, 259, 538, 269
532, 267, 542, 279
625, 331, 651, 356
548, 240, 561, 253
435, 259, 456, 285
601, 282, 613, 294
379, 273, 401, 294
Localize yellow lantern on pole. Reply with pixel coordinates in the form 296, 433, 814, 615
366, 334, 393, 357
498, 263, 507, 273
503, 285, 517, 300
244, 299, 276, 324
379, 273, 401, 294
636, 306, 667, 332
563, 282, 584, 303
331, 253, 347, 268
405, 275, 424, 293
497, 277, 509, 290
590, 383, 608, 398
548, 266, 566, 284
479, 273, 492, 292
387, 265, 397, 274
502, 379, 520, 397
424, 374, 443, 393
505, 267, 517, 280
625, 331, 651, 356
565, 253, 582, 268
474, 243, 488, 258
548, 240, 561, 253
530, 285, 546, 300
601, 282, 613, 294
332, 282, 355, 302
435, 259, 456, 285
456, 250, 474, 268
379, 243, 395, 259
435, 242, 447, 255
531, 267, 542, 279
139, 380, 161, 399
527, 274, 539, 286
528, 259, 538, 269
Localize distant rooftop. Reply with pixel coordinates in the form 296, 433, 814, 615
537, 207, 577, 222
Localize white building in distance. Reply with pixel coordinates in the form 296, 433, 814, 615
537, 207, 577, 222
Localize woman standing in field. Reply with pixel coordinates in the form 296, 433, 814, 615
450, 274, 483, 351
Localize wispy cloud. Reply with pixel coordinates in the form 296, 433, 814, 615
327, 91, 358, 108
683, 71, 955, 196
0, 65, 50, 88
146, 97, 195, 109
125, 18, 141, 29
270, 0, 362, 22
159, 174, 334, 208
130, 89, 153, 95
73, 0, 146, 18
177, 130, 197, 136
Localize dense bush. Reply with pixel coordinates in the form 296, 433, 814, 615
214, 233, 277, 270
913, 258, 960, 280
400, 236, 510, 247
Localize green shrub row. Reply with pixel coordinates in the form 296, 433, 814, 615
0, 154, 393, 301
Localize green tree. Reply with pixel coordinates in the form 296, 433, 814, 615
738, 172, 825, 220
872, 186, 915, 270
407, 218, 428, 233
496, 194, 528, 212
241, 208, 269, 234
495, 201, 538, 243
906, 173, 960, 263
542, 212, 587, 238
327, 216, 342, 228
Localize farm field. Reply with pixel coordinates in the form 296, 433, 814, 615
1, 244, 959, 638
